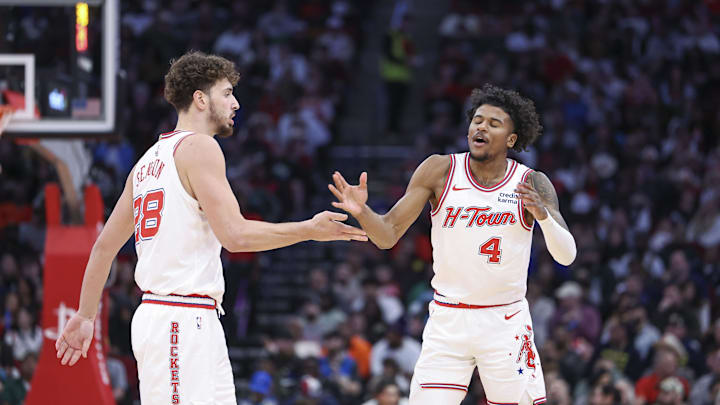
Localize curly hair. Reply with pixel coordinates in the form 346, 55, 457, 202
164, 51, 241, 112
465, 84, 542, 152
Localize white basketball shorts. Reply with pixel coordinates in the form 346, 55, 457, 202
131, 293, 236, 405
409, 295, 546, 405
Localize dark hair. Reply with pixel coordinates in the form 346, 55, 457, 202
164, 51, 241, 112
465, 84, 542, 152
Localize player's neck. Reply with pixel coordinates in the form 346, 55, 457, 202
175, 112, 215, 137
467, 154, 509, 187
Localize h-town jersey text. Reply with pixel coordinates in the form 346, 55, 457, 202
430, 153, 534, 305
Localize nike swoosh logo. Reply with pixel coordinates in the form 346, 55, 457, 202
504, 310, 521, 320
452, 185, 471, 191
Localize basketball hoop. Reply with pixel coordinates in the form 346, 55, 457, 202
0, 105, 15, 138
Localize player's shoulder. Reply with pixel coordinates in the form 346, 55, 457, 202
174, 133, 225, 169
175, 133, 222, 156
420, 153, 453, 171
413, 154, 454, 184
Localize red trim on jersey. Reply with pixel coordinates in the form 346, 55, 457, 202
486, 401, 518, 405
430, 155, 456, 217
172, 133, 195, 156
433, 299, 521, 309
518, 168, 534, 231
143, 291, 213, 299
141, 299, 216, 309
159, 130, 183, 139
419, 383, 468, 392
465, 155, 517, 192
533, 397, 547, 404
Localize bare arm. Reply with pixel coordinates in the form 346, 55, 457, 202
330, 155, 449, 249
56, 171, 135, 365
516, 171, 576, 265
176, 135, 366, 252
78, 173, 135, 319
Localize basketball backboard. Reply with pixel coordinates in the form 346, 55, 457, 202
0, 0, 118, 138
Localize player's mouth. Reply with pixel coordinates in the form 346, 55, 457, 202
228, 114, 235, 126
472, 133, 488, 147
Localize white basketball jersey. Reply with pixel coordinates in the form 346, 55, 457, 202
430, 153, 534, 305
132, 130, 225, 306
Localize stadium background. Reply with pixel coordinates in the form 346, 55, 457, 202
1, 0, 720, 404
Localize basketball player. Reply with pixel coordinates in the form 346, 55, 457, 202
328, 84, 576, 405
54, 51, 367, 404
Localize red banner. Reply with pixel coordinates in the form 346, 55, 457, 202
26, 184, 116, 405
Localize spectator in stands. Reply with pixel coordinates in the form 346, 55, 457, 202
635, 335, 691, 405
369, 323, 420, 378
361, 380, 409, 405
689, 347, 720, 405
3, 308, 41, 362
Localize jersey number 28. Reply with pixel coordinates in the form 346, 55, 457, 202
133, 189, 165, 243
479, 237, 502, 264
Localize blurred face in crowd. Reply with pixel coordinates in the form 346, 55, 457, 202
206, 78, 239, 138
589, 385, 615, 405
376, 383, 401, 405
467, 104, 517, 163
654, 348, 678, 377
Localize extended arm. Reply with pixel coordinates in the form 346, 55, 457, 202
515, 171, 577, 266
329, 155, 449, 249
177, 135, 366, 252
56, 171, 136, 365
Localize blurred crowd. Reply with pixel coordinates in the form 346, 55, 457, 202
2, 0, 720, 404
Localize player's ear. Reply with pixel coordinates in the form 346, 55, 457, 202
507, 133, 518, 149
192, 90, 207, 110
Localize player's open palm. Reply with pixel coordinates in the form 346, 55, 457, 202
328, 171, 368, 217
309, 211, 368, 242
55, 314, 94, 366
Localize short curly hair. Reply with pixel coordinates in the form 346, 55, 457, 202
164, 51, 241, 112
465, 84, 542, 152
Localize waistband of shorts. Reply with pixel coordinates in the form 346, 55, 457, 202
433, 291, 521, 309
141, 292, 217, 310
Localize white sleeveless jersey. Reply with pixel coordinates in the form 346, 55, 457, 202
132, 130, 224, 306
430, 153, 534, 305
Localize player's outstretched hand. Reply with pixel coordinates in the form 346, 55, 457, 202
55, 314, 94, 366
515, 181, 548, 220
328, 171, 368, 217
309, 211, 368, 242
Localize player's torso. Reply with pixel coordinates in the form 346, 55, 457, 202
429, 153, 534, 305
132, 130, 224, 303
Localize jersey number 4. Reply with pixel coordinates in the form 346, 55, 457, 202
479, 237, 502, 264
133, 189, 165, 243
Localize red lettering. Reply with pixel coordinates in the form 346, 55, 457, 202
171, 370, 179, 381
171, 322, 179, 333
146, 162, 153, 178
171, 334, 178, 344
155, 161, 165, 178
488, 212, 503, 225
172, 393, 180, 404
465, 207, 490, 227
170, 346, 178, 357
170, 358, 178, 369
171, 382, 180, 393
476, 213, 488, 226
443, 207, 464, 228
500, 212, 516, 224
